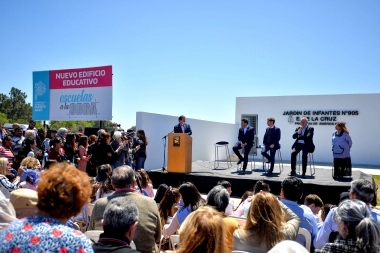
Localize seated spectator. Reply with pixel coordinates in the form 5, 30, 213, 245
207, 185, 239, 252
154, 184, 168, 204
89, 166, 161, 253
0, 163, 93, 252
95, 175, 114, 200
92, 198, 140, 253
314, 179, 380, 248
315, 199, 380, 253
217, 180, 234, 215
301, 194, 324, 223
233, 191, 300, 252
137, 170, 154, 198
0, 157, 23, 198
0, 191, 17, 230
0, 135, 15, 166
234, 190, 253, 211
171, 206, 229, 253
280, 176, 318, 246
321, 203, 336, 222
163, 182, 205, 238
233, 180, 271, 217
9, 188, 38, 218
96, 164, 112, 183
268, 240, 309, 253
19, 157, 41, 190
159, 186, 180, 229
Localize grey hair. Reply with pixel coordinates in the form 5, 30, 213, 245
103, 198, 139, 235
301, 117, 308, 122
350, 179, 375, 204
206, 185, 230, 212
333, 199, 380, 253
111, 166, 135, 189
97, 129, 105, 137
113, 131, 122, 140
56, 128, 68, 137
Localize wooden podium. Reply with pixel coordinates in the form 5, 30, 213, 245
167, 133, 192, 173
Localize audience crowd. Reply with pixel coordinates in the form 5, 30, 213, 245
0, 121, 379, 253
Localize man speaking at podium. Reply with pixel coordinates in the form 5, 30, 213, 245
173, 115, 192, 135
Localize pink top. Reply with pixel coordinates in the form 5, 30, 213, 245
143, 184, 154, 198
0, 146, 14, 165
77, 145, 88, 172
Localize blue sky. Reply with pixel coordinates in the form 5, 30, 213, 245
1, 1, 379, 128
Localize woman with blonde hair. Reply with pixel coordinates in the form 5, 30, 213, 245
332, 122, 353, 178
172, 206, 229, 253
233, 191, 300, 253
0, 157, 23, 198
19, 157, 41, 190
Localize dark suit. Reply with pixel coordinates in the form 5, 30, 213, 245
261, 126, 281, 172
233, 125, 255, 171
173, 123, 192, 136
290, 125, 315, 175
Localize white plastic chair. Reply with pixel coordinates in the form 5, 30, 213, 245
169, 234, 180, 250
84, 230, 103, 243
297, 227, 311, 251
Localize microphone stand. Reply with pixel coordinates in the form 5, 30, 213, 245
162, 131, 173, 172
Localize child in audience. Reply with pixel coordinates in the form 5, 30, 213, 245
137, 170, 154, 198
159, 187, 180, 229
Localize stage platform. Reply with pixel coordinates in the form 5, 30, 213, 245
147, 161, 376, 205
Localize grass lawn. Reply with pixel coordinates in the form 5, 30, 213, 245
373, 175, 380, 206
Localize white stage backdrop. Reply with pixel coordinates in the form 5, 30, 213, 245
136, 112, 237, 171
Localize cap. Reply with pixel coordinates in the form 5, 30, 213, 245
9, 188, 38, 218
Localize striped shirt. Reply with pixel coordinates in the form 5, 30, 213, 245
0, 146, 14, 165
0, 175, 19, 199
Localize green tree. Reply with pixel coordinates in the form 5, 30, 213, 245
0, 87, 32, 123
0, 112, 9, 123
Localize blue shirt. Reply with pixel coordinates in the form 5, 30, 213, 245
177, 205, 192, 225
314, 205, 380, 249
281, 199, 318, 246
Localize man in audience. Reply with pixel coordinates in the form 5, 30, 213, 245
301, 194, 324, 223
11, 127, 24, 156
89, 166, 161, 253
261, 117, 281, 175
314, 179, 380, 248
216, 180, 234, 215
280, 177, 318, 246
92, 198, 140, 253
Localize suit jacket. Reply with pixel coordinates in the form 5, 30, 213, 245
173, 123, 192, 135
238, 126, 255, 146
292, 125, 315, 153
89, 190, 161, 253
263, 126, 281, 149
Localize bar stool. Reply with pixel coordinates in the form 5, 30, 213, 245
214, 141, 232, 169
262, 145, 284, 173
236, 148, 256, 172
297, 152, 315, 176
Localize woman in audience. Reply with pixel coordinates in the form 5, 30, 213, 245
63, 133, 77, 164
137, 170, 154, 197
0, 163, 93, 252
134, 129, 148, 171
163, 182, 205, 238
24, 130, 36, 139
96, 164, 112, 183
233, 180, 271, 217
154, 183, 168, 204
77, 135, 91, 172
19, 136, 38, 160
19, 157, 41, 190
0, 158, 23, 198
0, 135, 14, 166
234, 190, 253, 211
207, 185, 239, 252
159, 186, 180, 229
56, 127, 68, 144
172, 206, 229, 253
43, 128, 57, 152
233, 191, 300, 253
332, 122, 353, 178
48, 138, 65, 162
321, 203, 336, 222
97, 132, 123, 167
315, 199, 380, 253
95, 175, 114, 200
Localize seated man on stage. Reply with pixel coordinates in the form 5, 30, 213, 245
290, 117, 315, 178
261, 117, 281, 175
174, 115, 192, 135
232, 118, 255, 175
